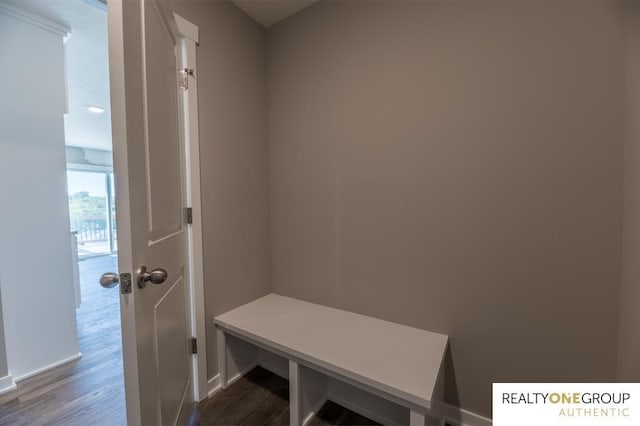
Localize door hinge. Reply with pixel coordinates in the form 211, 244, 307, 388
185, 207, 193, 224
191, 337, 197, 354
179, 68, 194, 90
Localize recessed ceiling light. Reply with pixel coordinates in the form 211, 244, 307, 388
86, 105, 105, 114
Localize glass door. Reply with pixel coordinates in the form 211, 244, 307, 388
67, 169, 117, 258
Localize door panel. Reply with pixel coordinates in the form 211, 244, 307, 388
155, 274, 189, 424
144, 1, 182, 241
108, 0, 192, 424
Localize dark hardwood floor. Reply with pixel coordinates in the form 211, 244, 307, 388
308, 401, 379, 426
189, 367, 379, 426
189, 367, 290, 426
0, 255, 126, 426
0, 256, 380, 426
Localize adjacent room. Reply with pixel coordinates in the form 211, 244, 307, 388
0, 0, 125, 424
1, 0, 639, 425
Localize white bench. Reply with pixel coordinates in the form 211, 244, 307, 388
214, 294, 448, 426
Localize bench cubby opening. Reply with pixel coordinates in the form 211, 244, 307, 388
215, 294, 447, 426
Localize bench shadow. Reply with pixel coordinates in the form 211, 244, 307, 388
244, 366, 290, 402
243, 367, 381, 426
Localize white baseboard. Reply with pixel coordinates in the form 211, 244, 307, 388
228, 362, 258, 387
13, 353, 82, 383
207, 374, 220, 397
207, 362, 259, 398
0, 374, 16, 396
444, 403, 492, 426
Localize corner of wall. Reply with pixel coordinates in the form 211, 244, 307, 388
618, 0, 640, 383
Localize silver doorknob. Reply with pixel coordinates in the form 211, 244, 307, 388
137, 266, 168, 288
100, 272, 119, 288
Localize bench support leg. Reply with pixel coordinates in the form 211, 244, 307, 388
289, 360, 301, 426
412, 408, 445, 426
216, 328, 227, 389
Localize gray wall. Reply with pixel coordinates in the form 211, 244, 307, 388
267, 0, 624, 417
619, 0, 640, 383
170, 0, 272, 380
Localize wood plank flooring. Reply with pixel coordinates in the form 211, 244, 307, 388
0, 255, 125, 426
188, 367, 379, 426
308, 401, 379, 426
188, 367, 289, 426
0, 256, 384, 426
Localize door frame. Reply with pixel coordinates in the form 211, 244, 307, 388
174, 13, 208, 403
107, 1, 207, 423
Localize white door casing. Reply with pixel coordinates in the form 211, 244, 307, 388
174, 14, 208, 403
107, 0, 203, 424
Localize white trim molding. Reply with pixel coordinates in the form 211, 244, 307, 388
0, 374, 16, 396
175, 13, 207, 403
174, 13, 198, 44
0, 2, 70, 36
206, 361, 259, 399
13, 353, 82, 383
444, 403, 492, 426
207, 374, 221, 397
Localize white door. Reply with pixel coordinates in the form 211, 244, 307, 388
106, 0, 192, 424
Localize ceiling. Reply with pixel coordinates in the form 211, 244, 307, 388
1, 0, 320, 152
231, 0, 320, 28
4, 0, 111, 151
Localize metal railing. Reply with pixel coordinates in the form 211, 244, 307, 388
71, 217, 116, 243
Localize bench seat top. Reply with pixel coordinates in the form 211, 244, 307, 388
214, 293, 448, 409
